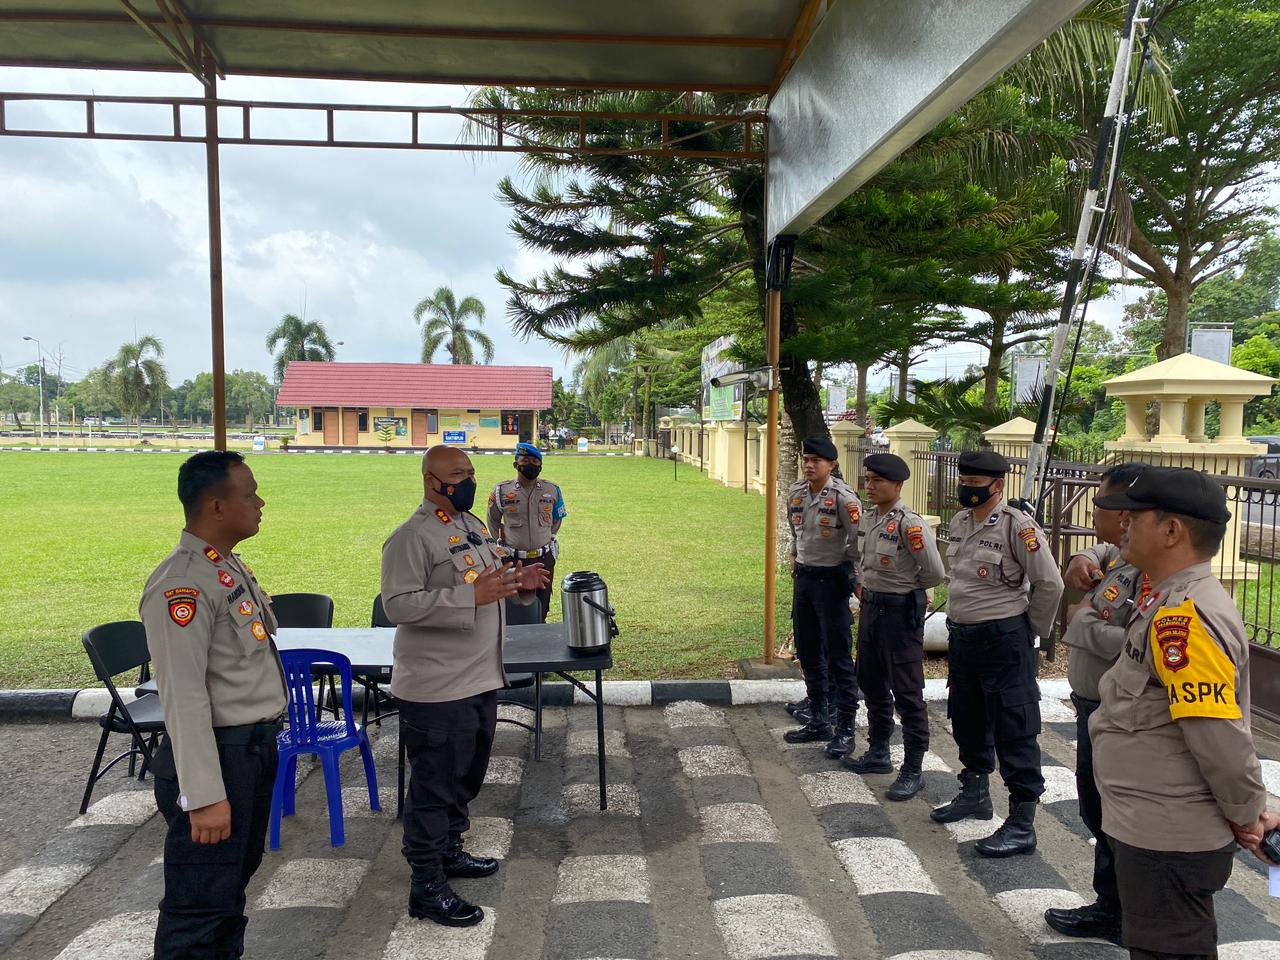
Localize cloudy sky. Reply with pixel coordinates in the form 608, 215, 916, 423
0, 65, 1239, 397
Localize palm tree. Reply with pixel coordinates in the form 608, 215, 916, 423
104, 335, 166, 438
265, 314, 337, 382
412, 287, 495, 364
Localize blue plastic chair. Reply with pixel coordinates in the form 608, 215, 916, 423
270, 648, 379, 849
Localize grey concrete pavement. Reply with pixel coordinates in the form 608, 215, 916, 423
5, 700, 1280, 960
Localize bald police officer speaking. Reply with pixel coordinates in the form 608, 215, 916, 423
785, 435, 863, 759
1044, 461, 1147, 945
1091, 467, 1266, 960
487, 441, 566, 622
931, 449, 1064, 859
140, 450, 286, 960
382, 445, 549, 927
843, 453, 944, 801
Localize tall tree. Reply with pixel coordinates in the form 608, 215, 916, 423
413, 286, 495, 364
265, 313, 337, 382
1105, 0, 1280, 358
104, 335, 166, 438
227, 370, 275, 429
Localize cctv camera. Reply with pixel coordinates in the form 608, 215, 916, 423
710, 365, 774, 390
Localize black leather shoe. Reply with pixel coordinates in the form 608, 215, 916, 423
975, 801, 1037, 857
1044, 902, 1122, 944
885, 768, 924, 801
785, 697, 809, 717
930, 771, 993, 823
784, 719, 832, 743
409, 874, 485, 927
843, 742, 893, 774
824, 729, 855, 759
443, 847, 500, 879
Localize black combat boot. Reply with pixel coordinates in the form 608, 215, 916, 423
443, 838, 499, 878
975, 801, 1038, 857
784, 697, 809, 718
885, 750, 925, 801
784, 697, 832, 743
842, 739, 893, 774
824, 713, 856, 759
929, 770, 993, 823
1044, 901, 1122, 944
408, 863, 484, 927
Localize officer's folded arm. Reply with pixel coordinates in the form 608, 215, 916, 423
1180, 716, 1267, 828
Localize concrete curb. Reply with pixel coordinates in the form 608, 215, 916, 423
1, 678, 1075, 721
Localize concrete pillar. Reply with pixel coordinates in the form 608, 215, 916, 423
723, 422, 747, 488
1185, 399, 1207, 443
828, 420, 866, 471
1157, 396, 1188, 443
1217, 402, 1246, 444
884, 418, 937, 517
1122, 399, 1146, 441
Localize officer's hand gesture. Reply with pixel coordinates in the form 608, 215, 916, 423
189, 798, 232, 844
472, 563, 520, 606
514, 560, 551, 593
1065, 554, 1102, 591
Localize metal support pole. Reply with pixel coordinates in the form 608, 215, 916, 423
204, 70, 228, 451
762, 234, 796, 665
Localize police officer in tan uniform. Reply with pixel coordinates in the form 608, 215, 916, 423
931, 449, 1064, 859
1044, 461, 1148, 945
785, 436, 863, 759
843, 453, 944, 801
140, 450, 286, 960
383, 445, 549, 927
1091, 467, 1266, 960
486, 442, 566, 622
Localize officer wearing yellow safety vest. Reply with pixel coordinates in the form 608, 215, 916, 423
1091, 466, 1269, 960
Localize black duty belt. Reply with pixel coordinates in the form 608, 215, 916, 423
946, 614, 1029, 638
795, 562, 850, 581
213, 716, 283, 745
511, 546, 551, 559
863, 588, 918, 607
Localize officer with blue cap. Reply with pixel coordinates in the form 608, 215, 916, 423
487, 442, 566, 621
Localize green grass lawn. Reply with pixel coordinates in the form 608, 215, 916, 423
0, 452, 790, 688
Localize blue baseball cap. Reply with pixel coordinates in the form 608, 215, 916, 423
515, 442, 542, 460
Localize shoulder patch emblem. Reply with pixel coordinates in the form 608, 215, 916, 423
203, 546, 222, 563
168, 595, 197, 627
1016, 527, 1041, 552
845, 502, 860, 523
907, 526, 925, 552
218, 570, 235, 588
1155, 614, 1192, 672
250, 620, 268, 642
488, 491, 496, 506
163, 586, 199, 600
434, 509, 452, 525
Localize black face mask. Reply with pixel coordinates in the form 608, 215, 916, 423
957, 482, 997, 509
432, 475, 477, 512
517, 462, 542, 481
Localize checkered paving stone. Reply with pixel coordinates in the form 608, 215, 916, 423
7, 701, 1280, 960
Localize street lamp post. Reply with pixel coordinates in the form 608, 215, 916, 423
671, 444, 680, 481
22, 336, 43, 441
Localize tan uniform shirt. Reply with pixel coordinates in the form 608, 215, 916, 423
1060, 543, 1146, 701
1091, 560, 1265, 851
787, 477, 862, 568
382, 500, 510, 703
945, 502, 1064, 640
487, 477, 566, 554
139, 531, 286, 812
858, 500, 945, 594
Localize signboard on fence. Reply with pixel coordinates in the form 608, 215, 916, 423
443, 430, 466, 445
701, 334, 744, 421
1013, 357, 1048, 404
1190, 328, 1233, 367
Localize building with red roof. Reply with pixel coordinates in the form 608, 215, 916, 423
276, 361, 553, 449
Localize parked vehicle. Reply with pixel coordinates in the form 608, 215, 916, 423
1246, 436, 1280, 479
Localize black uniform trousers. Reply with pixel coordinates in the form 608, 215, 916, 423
399, 690, 498, 876
534, 550, 556, 623
1070, 692, 1119, 913
1111, 838, 1236, 959
152, 723, 278, 960
857, 589, 929, 754
946, 614, 1044, 803
792, 564, 860, 720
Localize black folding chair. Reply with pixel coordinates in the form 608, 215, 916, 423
271, 592, 338, 717
360, 595, 397, 727
80, 621, 167, 815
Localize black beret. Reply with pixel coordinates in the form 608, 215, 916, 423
957, 449, 1010, 477
802, 436, 839, 461
1093, 466, 1230, 523
863, 453, 910, 482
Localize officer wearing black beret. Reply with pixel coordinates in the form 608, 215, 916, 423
783, 436, 864, 759
931, 448, 1064, 858
843, 453, 944, 801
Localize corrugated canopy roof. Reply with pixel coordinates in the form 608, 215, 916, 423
276, 362, 554, 409
0, 1, 809, 92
